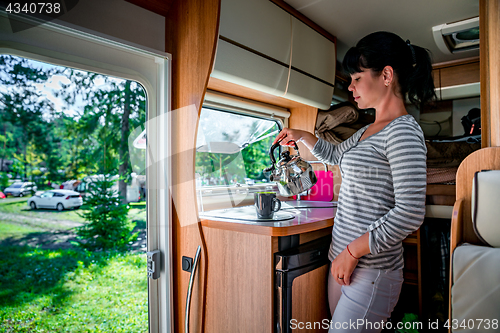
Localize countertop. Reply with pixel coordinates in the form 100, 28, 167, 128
199, 201, 336, 236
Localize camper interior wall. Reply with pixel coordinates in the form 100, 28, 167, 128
54, 0, 165, 53
162, 1, 221, 332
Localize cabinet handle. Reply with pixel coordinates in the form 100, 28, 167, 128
185, 245, 201, 333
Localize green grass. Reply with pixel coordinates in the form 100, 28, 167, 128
0, 246, 148, 333
0, 220, 42, 237
0, 220, 148, 332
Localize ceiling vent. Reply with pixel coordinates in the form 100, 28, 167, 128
432, 17, 479, 54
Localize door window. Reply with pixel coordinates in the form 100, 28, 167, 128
1, 13, 171, 332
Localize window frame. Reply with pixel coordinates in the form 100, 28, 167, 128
0, 12, 173, 333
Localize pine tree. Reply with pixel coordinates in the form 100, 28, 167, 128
77, 175, 135, 250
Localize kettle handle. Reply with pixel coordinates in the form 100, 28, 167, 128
267, 138, 299, 168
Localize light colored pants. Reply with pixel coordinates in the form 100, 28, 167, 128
327, 265, 403, 333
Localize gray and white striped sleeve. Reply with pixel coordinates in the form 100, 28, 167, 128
311, 131, 361, 166
368, 122, 427, 255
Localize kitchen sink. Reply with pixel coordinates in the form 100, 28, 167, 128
281, 200, 337, 209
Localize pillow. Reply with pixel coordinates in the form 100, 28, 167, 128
452, 244, 500, 329
315, 103, 358, 134
471, 170, 500, 247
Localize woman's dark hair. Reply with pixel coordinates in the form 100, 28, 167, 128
342, 31, 436, 107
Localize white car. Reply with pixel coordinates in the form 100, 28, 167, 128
28, 189, 83, 211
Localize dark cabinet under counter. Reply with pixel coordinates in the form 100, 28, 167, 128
275, 236, 332, 333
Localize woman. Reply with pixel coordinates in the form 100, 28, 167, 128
273, 31, 435, 332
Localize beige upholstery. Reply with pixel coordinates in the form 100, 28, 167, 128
471, 170, 500, 247
452, 244, 500, 331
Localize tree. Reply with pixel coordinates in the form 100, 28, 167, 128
0, 55, 57, 180
194, 120, 277, 185
0, 132, 15, 172
0, 55, 147, 195
58, 70, 146, 200
77, 175, 136, 250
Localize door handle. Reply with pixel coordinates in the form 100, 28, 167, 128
185, 245, 201, 333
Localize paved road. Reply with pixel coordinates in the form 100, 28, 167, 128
0, 210, 83, 229
0, 197, 30, 205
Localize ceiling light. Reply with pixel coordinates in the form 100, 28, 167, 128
432, 17, 479, 54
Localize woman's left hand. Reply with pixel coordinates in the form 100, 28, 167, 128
331, 248, 358, 286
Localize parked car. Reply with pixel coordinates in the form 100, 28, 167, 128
4, 182, 37, 197
27, 189, 83, 211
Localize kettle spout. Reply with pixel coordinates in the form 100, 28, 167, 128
268, 169, 281, 182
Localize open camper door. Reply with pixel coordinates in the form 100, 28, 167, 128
0, 7, 174, 333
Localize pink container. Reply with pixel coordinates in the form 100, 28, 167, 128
297, 170, 334, 201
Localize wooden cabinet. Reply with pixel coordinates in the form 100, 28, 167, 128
433, 57, 480, 89
200, 219, 333, 333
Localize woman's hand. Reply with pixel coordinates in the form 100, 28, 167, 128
331, 234, 370, 286
330, 248, 358, 286
273, 128, 318, 150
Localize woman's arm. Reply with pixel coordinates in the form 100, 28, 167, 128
272, 128, 318, 150
367, 123, 427, 255
274, 127, 362, 166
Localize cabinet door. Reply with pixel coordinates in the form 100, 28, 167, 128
291, 264, 330, 332
219, 0, 291, 64
291, 17, 336, 87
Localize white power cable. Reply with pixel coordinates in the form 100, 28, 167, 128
282, 15, 293, 97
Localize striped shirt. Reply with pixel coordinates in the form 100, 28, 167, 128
311, 114, 427, 270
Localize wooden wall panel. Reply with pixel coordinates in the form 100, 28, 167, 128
480, 0, 500, 147
164, 0, 221, 332
288, 106, 318, 162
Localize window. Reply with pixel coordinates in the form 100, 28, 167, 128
195, 104, 285, 211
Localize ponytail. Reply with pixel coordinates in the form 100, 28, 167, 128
405, 44, 436, 107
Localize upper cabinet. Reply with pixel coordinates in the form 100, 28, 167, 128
290, 16, 336, 87
218, 0, 291, 64
212, 0, 337, 109
433, 57, 480, 100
